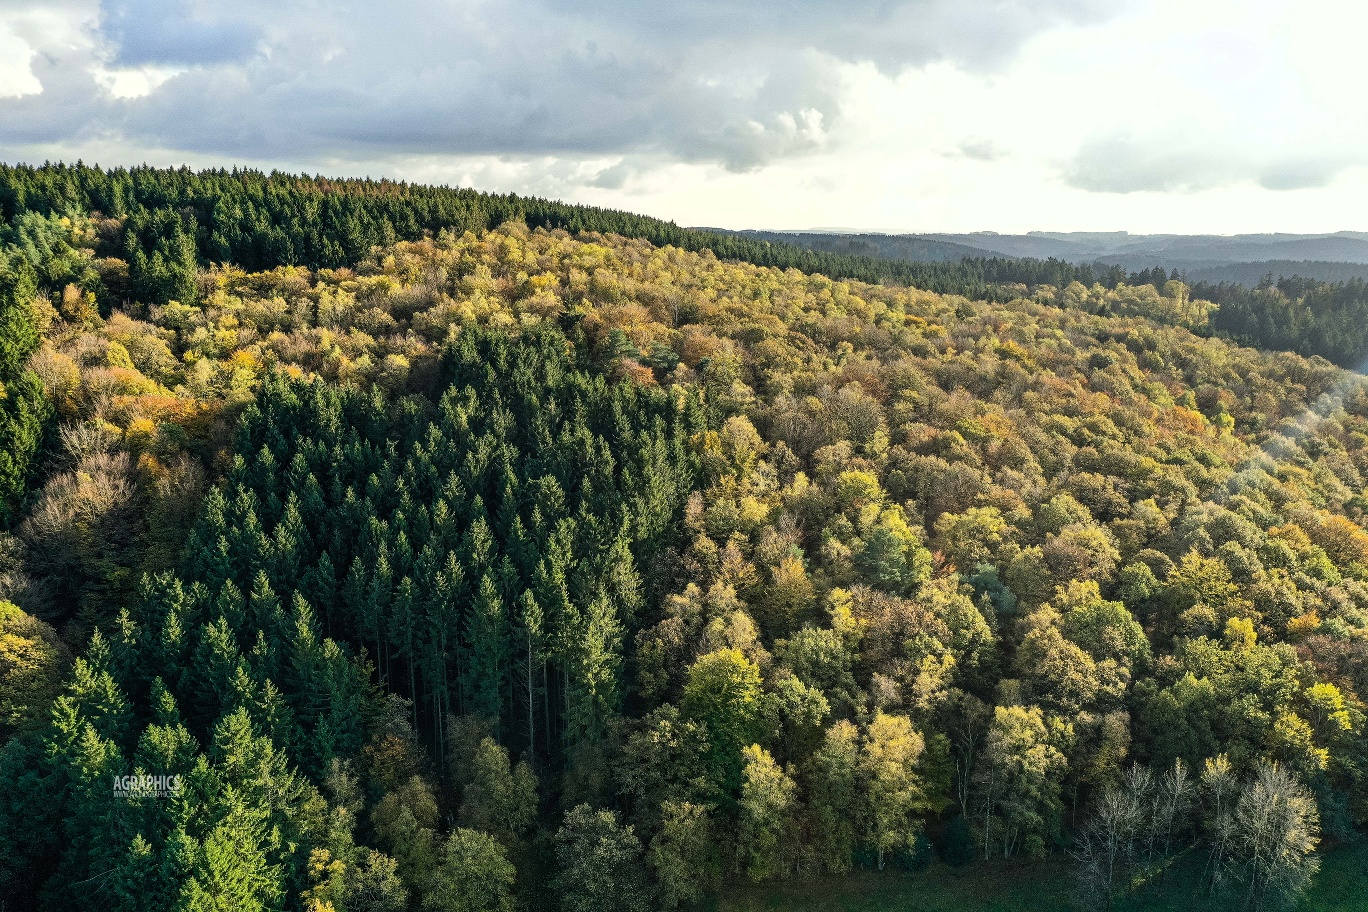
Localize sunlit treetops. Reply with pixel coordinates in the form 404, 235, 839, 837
1, 212, 1366, 912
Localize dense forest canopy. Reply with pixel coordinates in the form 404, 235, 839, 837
0, 162, 1128, 305
0, 166, 1366, 912
10, 162, 1368, 371
1196, 276, 1368, 370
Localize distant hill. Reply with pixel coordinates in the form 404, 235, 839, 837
1183, 260, 1368, 286
930, 231, 1368, 266
707, 228, 1368, 368
0, 163, 1107, 307
706, 229, 997, 263
728, 229, 1368, 272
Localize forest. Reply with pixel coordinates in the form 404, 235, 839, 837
0, 166, 1366, 912
1195, 276, 1368, 370
11, 162, 1368, 372
0, 163, 1103, 305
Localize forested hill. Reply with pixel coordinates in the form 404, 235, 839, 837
12, 162, 1368, 371
1, 208, 1366, 912
705, 228, 1001, 263
0, 163, 1108, 304
711, 223, 1368, 371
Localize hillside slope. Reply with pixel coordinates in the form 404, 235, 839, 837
0, 218, 1365, 912
712, 230, 998, 263
0, 163, 1097, 306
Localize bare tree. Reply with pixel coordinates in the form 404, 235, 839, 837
942, 688, 990, 818
1150, 758, 1195, 882
1073, 777, 1146, 909
18, 451, 138, 625
1072, 824, 1109, 912
1220, 762, 1320, 912
1201, 754, 1239, 897
57, 420, 118, 468
1074, 759, 1197, 910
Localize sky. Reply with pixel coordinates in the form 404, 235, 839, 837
0, 0, 1364, 234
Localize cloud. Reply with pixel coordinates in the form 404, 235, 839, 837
588, 161, 633, 190
556, 0, 1119, 73
0, 0, 1123, 173
1062, 135, 1355, 195
955, 139, 1005, 162
0, 22, 43, 98
1258, 157, 1349, 192
101, 0, 261, 67
1062, 137, 1239, 193
15, 0, 1362, 236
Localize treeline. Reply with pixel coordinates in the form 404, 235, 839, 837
14, 163, 1368, 369
0, 163, 1115, 307
1195, 276, 1368, 369
1185, 260, 1368, 288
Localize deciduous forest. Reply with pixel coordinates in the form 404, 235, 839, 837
1, 165, 1366, 912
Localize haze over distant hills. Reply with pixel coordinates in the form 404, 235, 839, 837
711, 228, 1368, 284
925, 230, 1368, 265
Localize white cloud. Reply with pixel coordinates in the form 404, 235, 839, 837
92, 64, 181, 99
0, 0, 1364, 234
0, 24, 42, 98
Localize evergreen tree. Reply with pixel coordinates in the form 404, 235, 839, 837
0, 257, 49, 524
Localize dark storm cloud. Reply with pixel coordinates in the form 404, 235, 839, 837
0, 0, 1123, 170
542, 0, 1117, 73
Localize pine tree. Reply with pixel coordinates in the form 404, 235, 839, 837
175, 797, 284, 912
515, 589, 544, 758
0, 257, 49, 524
465, 574, 509, 730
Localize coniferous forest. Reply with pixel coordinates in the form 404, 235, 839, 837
2, 164, 1368, 912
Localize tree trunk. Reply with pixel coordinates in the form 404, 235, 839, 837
526, 633, 535, 759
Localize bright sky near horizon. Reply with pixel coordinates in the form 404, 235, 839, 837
0, 0, 1363, 234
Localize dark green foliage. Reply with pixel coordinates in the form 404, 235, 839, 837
122, 208, 199, 306
179, 325, 700, 759
942, 815, 976, 867
0, 257, 49, 524
0, 322, 699, 910
893, 831, 935, 872
1197, 275, 1368, 368
554, 804, 653, 912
